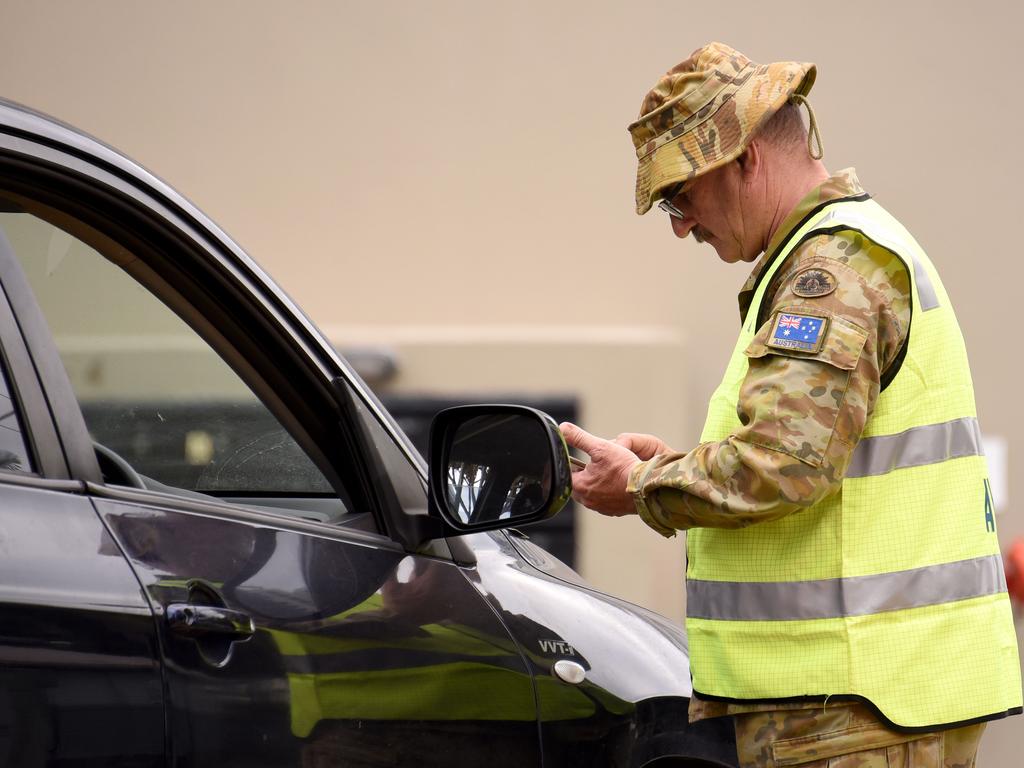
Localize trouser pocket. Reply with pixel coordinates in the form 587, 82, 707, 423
771, 722, 940, 767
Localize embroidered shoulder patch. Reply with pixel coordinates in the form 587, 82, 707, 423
767, 312, 829, 353
792, 267, 837, 298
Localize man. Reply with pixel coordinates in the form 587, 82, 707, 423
561, 42, 1022, 767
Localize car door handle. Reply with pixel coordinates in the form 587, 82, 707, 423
166, 604, 255, 640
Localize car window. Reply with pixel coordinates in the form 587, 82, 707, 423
0, 203, 353, 520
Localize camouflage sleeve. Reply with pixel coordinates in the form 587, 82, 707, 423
628, 231, 911, 536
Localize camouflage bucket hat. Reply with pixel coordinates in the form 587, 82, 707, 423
629, 42, 816, 214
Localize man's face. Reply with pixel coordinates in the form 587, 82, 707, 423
664, 160, 761, 264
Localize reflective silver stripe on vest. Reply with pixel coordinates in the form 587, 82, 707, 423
908, 252, 941, 311
846, 417, 983, 479
814, 209, 940, 311
687, 554, 1005, 621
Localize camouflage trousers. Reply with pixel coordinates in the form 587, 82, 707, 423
733, 702, 985, 768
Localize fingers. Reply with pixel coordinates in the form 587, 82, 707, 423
559, 422, 603, 456
613, 432, 645, 451
562, 423, 660, 463
614, 432, 668, 461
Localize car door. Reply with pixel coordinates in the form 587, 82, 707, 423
0, 113, 541, 767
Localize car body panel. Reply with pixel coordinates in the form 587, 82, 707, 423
0, 484, 164, 765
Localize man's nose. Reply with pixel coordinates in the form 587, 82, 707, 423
671, 214, 697, 239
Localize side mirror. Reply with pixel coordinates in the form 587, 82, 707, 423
427, 405, 572, 534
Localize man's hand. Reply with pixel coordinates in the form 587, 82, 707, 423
560, 422, 643, 517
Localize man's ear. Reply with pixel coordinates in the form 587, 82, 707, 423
736, 140, 763, 181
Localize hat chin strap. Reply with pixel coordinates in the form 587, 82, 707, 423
790, 93, 824, 160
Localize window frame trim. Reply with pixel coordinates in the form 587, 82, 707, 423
86, 480, 400, 551
0, 228, 70, 480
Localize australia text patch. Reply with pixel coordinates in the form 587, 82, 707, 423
767, 312, 829, 353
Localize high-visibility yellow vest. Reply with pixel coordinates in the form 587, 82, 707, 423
688, 195, 1023, 729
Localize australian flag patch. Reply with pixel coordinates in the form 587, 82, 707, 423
766, 312, 829, 353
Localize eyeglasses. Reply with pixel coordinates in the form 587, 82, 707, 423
657, 179, 693, 220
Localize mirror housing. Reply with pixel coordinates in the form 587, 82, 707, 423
427, 404, 572, 534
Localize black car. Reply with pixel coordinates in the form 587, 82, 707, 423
0, 97, 736, 767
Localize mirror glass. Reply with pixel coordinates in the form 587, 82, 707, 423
444, 414, 553, 526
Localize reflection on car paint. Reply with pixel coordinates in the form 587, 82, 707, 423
99, 502, 542, 766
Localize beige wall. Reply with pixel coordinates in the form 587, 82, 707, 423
1, 1, 1022, 761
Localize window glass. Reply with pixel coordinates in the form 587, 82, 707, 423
0, 206, 341, 509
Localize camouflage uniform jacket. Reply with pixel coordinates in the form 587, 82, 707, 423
625, 168, 913, 722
